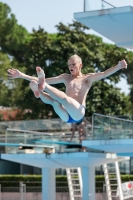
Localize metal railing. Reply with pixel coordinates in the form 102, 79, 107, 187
101, 0, 116, 9
83, 0, 116, 12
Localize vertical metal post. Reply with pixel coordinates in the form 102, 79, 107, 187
84, 0, 89, 12
19, 181, 26, 200
23, 184, 26, 200
101, 0, 104, 9
19, 181, 23, 200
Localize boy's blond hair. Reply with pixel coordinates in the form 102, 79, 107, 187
68, 54, 82, 64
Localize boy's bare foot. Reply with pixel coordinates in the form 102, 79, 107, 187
30, 80, 40, 98
36, 66, 45, 91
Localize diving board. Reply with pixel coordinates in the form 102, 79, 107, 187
0, 142, 54, 148
0, 142, 55, 154
74, 6, 133, 49
33, 139, 82, 147
0, 140, 82, 154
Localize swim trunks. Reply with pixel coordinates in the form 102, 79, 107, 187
67, 105, 86, 124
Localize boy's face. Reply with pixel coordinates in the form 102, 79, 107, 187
68, 58, 82, 75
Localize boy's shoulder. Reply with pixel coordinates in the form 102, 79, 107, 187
60, 73, 70, 78
86, 73, 95, 76
62, 73, 70, 75
83, 73, 95, 78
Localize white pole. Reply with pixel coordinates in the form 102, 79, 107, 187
84, 0, 90, 12
19, 181, 23, 200
82, 167, 95, 200
42, 168, 55, 200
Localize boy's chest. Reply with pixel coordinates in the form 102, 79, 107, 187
66, 78, 88, 89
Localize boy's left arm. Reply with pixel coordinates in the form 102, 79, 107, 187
89, 60, 127, 82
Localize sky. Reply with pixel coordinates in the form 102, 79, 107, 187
1, 0, 133, 95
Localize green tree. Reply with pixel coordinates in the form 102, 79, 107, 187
0, 51, 25, 108
0, 2, 132, 119
0, 2, 30, 119
0, 2, 30, 62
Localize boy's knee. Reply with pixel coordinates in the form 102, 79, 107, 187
52, 95, 68, 107
59, 96, 68, 104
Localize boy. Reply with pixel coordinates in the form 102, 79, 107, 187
7, 54, 127, 123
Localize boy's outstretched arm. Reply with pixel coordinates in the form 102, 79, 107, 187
7, 68, 38, 82
88, 60, 127, 82
7, 67, 65, 84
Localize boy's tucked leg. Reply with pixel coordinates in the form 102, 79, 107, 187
30, 80, 40, 98
29, 81, 69, 122
36, 67, 85, 121
40, 91, 69, 122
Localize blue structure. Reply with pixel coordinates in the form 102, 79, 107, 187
74, 5, 133, 49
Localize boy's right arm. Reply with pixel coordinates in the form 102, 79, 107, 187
7, 68, 65, 84
7, 68, 38, 82
45, 74, 65, 84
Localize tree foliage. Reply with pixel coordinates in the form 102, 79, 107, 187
0, 51, 25, 109
0, 2, 30, 62
1, 2, 133, 120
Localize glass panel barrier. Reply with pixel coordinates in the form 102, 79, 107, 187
5, 128, 81, 154
0, 117, 92, 154
88, 113, 133, 140
3, 114, 133, 152
0, 118, 71, 132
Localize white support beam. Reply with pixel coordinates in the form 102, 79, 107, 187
115, 162, 123, 200
82, 167, 95, 200
42, 168, 55, 200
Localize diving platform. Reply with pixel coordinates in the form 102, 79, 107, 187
74, 6, 133, 49
82, 138, 133, 154
1, 113, 133, 200
0, 152, 127, 168
0, 151, 128, 200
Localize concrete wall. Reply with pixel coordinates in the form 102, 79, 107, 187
1, 192, 132, 200
0, 160, 20, 174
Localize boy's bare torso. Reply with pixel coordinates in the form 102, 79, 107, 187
62, 73, 91, 106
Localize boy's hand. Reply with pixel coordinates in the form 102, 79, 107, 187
7, 68, 22, 79
118, 60, 127, 69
